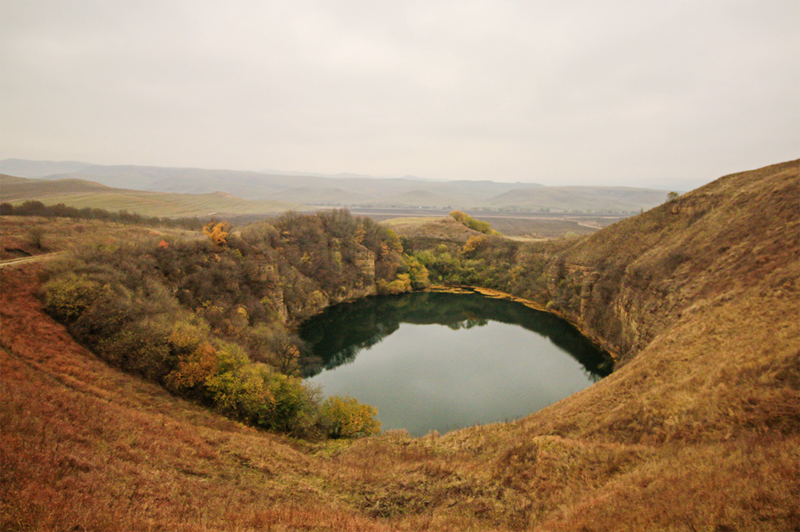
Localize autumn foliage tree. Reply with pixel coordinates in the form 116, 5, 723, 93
319, 395, 381, 438
203, 221, 230, 245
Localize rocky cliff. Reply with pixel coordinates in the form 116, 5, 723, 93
498, 160, 799, 365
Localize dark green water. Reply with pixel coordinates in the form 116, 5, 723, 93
299, 291, 612, 436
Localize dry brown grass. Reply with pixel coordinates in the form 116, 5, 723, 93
482, 216, 600, 239
1, 266, 392, 532
2, 260, 797, 531
0, 216, 201, 261
1, 160, 798, 531
382, 216, 482, 243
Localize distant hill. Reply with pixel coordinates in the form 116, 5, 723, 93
0, 174, 304, 217
1, 174, 111, 198
0, 159, 93, 178
0, 159, 670, 214
377, 189, 453, 208
0, 174, 32, 185
487, 185, 668, 212
269, 187, 372, 205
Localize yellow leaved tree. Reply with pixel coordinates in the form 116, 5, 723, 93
320, 395, 380, 438
203, 221, 230, 245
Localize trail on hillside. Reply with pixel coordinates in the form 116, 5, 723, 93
0, 251, 64, 269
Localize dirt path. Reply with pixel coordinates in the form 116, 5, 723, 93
0, 252, 64, 269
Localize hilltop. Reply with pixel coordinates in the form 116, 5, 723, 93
1, 160, 798, 531
0, 173, 303, 218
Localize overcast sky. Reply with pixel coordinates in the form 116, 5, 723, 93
1, 0, 797, 186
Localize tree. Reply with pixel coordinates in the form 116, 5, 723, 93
203, 221, 230, 245
666, 191, 679, 203
28, 227, 46, 250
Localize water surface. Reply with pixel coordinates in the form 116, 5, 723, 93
300, 291, 611, 435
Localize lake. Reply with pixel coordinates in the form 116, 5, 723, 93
299, 291, 612, 436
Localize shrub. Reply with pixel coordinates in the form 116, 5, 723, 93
165, 341, 218, 393
407, 258, 430, 289
42, 273, 105, 322
462, 235, 487, 256
259, 372, 316, 434
203, 221, 230, 245
97, 316, 174, 380
206, 362, 275, 422
377, 273, 412, 294
319, 395, 381, 438
449, 210, 501, 236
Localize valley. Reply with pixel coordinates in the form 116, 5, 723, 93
0, 159, 798, 531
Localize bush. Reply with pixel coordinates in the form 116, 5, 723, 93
462, 235, 487, 256
206, 362, 275, 422
449, 210, 501, 236
377, 273, 412, 295
258, 372, 316, 434
407, 258, 430, 289
98, 316, 173, 380
319, 395, 381, 438
42, 273, 105, 321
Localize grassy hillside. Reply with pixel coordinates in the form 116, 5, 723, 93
382, 216, 484, 247
1, 160, 798, 531
0, 215, 202, 261
1, 174, 111, 197
487, 185, 667, 212
0, 174, 305, 217
0, 174, 29, 185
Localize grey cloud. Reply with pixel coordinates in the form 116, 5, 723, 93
1, 0, 797, 185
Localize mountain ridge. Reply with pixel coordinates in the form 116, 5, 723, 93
0, 158, 671, 213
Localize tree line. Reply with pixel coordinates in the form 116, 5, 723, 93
1, 200, 207, 230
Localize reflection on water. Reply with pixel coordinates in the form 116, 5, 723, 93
299, 291, 612, 435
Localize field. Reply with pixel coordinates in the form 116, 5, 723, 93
375, 210, 623, 239
478, 216, 601, 239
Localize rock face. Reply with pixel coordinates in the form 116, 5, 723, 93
526, 159, 799, 363
353, 245, 376, 280
272, 244, 379, 325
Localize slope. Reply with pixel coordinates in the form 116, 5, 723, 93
0, 159, 93, 178
487, 185, 667, 212
0, 174, 305, 217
